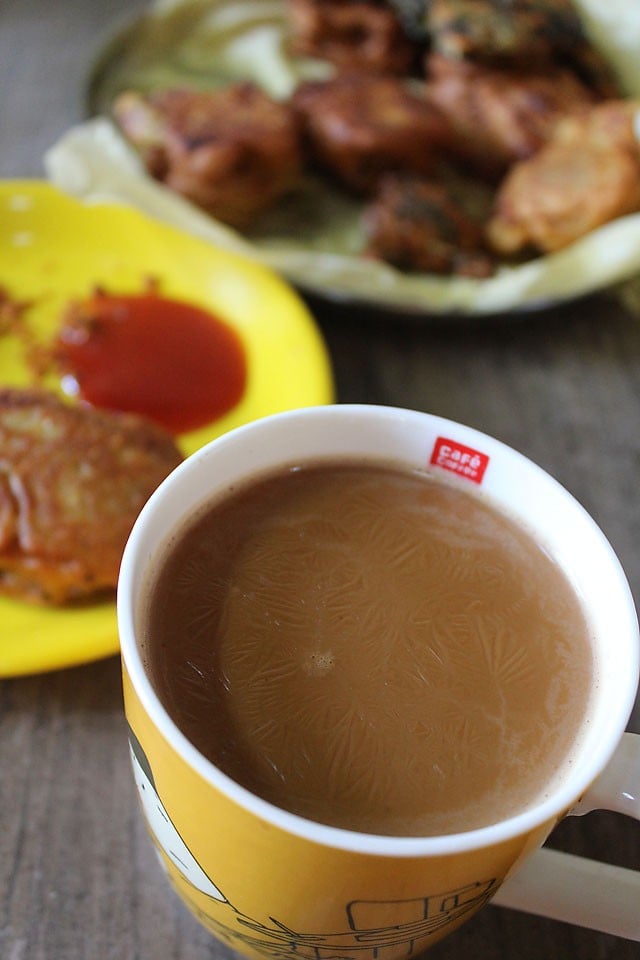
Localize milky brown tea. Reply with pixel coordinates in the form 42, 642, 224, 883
142, 460, 593, 837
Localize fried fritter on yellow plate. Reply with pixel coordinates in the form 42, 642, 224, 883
487, 100, 640, 255
113, 84, 302, 228
0, 389, 183, 605
287, 0, 420, 75
425, 53, 597, 179
292, 73, 452, 194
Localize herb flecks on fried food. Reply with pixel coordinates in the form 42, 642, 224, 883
364, 174, 495, 277
425, 0, 619, 96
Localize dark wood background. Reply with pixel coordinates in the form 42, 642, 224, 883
1, 2, 638, 957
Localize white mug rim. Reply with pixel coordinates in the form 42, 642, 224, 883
118, 404, 640, 858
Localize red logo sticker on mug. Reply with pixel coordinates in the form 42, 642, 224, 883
430, 437, 489, 484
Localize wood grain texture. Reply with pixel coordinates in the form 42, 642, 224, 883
1, 1, 638, 958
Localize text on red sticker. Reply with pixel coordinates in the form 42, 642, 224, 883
430, 437, 489, 484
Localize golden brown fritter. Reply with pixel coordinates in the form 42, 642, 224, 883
487, 100, 640, 255
287, 0, 420, 75
363, 174, 495, 276
0, 389, 183, 605
425, 0, 619, 95
113, 84, 303, 228
291, 73, 453, 194
425, 53, 597, 179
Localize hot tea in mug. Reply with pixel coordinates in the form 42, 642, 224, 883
143, 460, 593, 837
119, 405, 640, 957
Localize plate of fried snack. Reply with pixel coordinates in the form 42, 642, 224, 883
0, 180, 333, 675
44, 0, 640, 316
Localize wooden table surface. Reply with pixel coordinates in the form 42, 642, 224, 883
1, 2, 639, 958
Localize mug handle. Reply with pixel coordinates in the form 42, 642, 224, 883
492, 732, 640, 941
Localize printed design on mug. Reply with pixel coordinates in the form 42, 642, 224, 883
184, 879, 498, 960
129, 729, 499, 960
429, 437, 489, 484
129, 728, 227, 902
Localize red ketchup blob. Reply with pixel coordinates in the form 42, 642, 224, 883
56, 290, 247, 434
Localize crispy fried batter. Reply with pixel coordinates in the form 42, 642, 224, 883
425, 53, 597, 179
291, 73, 453, 194
0, 288, 55, 383
487, 100, 640, 255
0, 286, 32, 337
287, 0, 420, 75
425, 0, 619, 95
113, 84, 303, 228
363, 174, 495, 276
0, 389, 183, 605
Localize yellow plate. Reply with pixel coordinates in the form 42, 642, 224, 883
0, 180, 334, 676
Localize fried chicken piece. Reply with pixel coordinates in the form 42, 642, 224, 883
0, 389, 183, 605
291, 74, 453, 194
487, 100, 640, 255
425, 0, 619, 95
113, 84, 303, 228
287, 0, 420, 75
363, 174, 495, 276
425, 53, 597, 179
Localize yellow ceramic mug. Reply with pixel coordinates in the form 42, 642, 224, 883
118, 405, 640, 954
